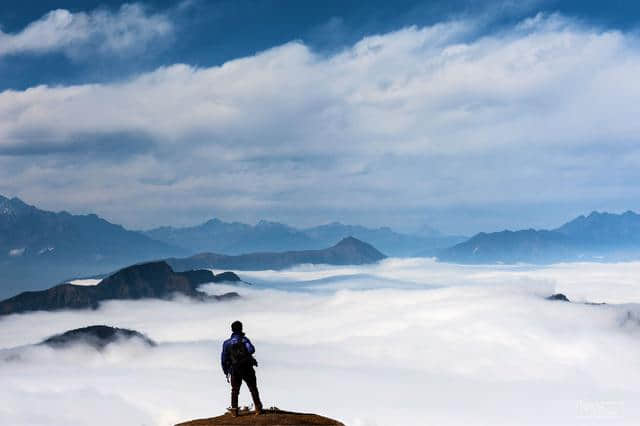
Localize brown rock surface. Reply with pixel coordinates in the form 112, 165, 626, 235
176, 409, 344, 426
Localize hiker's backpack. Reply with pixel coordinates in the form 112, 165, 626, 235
228, 337, 253, 368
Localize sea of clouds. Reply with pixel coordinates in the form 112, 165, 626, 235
1, 258, 640, 425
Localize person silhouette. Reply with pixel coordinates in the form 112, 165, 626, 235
221, 321, 263, 416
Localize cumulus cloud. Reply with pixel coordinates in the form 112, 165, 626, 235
0, 3, 173, 58
1, 260, 639, 425
1, 13, 640, 231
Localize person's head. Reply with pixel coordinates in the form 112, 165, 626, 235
231, 320, 243, 334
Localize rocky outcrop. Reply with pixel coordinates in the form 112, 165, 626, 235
0, 261, 239, 316
211, 271, 242, 283
546, 293, 570, 302
41, 325, 155, 350
176, 408, 344, 425
168, 237, 386, 271
545, 293, 605, 305
94, 261, 208, 300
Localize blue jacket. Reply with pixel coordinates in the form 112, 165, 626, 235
221, 332, 256, 375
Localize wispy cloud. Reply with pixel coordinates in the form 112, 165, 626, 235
0, 3, 173, 58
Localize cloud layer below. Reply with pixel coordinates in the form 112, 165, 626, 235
1, 12, 640, 231
1, 259, 639, 425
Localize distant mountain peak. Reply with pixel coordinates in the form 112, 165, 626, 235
557, 210, 640, 231
0, 195, 32, 217
440, 209, 640, 264
0, 195, 186, 298
168, 236, 386, 271
256, 219, 287, 228
330, 236, 387, 260
581, 210, 638, 220
145, 215, 465, 258
334, 236, 362, 246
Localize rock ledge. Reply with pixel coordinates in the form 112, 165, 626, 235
176, 409, 344, 426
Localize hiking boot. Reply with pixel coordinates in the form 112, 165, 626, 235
254, 408, 263, 416
227, 407, 239, 417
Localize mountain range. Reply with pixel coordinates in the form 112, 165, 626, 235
4, 193, 640, 296
0, 195, 186, 298
167, 236, 387, 271
0, 194, 457, 298
438, 211, 640, 264
144, 219, 464, 257
0, 237, 385, 313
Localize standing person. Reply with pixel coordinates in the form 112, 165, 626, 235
221, 321, 264, 416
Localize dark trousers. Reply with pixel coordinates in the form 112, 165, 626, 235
230, 367, 262, 410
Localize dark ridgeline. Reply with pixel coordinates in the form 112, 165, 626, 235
0, 195, 186, 298
41, 325, 156, 350
544, 293, 607, 306
546, 293, 571, 302
438, 210, 640, 264
0, 261, 240, 316
167, 236, 387, 271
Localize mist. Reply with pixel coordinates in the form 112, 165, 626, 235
1, 259, 639, 425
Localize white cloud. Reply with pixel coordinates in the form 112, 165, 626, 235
8, 248, 25, 257
0, 3, 172, 58
1, 260, 640, 425
67, 278, 101, 286
1, 14, 640, 231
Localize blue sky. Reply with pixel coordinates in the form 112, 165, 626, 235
2, 1, 640, 90
1, 0, 639, 234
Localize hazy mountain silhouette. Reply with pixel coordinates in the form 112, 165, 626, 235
302, 222, 464, 256
555, 210, 640, 245
145, 219, 316, 255
0, 195, 458, 297
168, 237, 386, 271
145, 218, 463, 257
438, 211, 640, 264
0, 195, 185, 298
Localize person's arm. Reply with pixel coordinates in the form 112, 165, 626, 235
221, 341, 229, 375
244, 337, 256, 354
